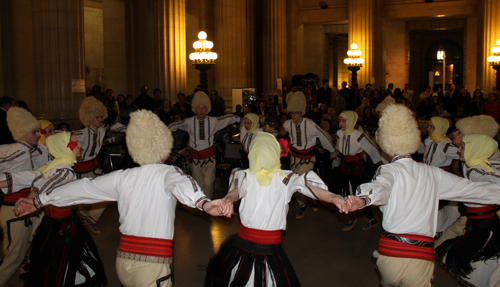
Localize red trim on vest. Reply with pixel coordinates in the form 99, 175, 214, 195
343, 152, 363, 163
118, 234, 173, 258
439, 165, 452, 172
378, 234, 435, 262
190, 147, 215, 159
74, 158, 99, 173
3, 188, 30, 203
466, 206, 496, 219
45, 207, 72, 219
291, 146, 315, 159
237, 223, 282, 245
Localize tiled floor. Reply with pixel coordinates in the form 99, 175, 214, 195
3, 200, 461, 286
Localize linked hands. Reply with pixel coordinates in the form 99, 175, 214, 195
13, 198, 38, 218
334, 195, 369, 214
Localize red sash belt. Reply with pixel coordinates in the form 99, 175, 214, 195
190, 147, 215, 159
439, 165, 452, 172
3, 188, 30, 204
378, 233, 434, 262
118, 234, 173, 258
343, 152, 363, 163
238, 223, 281, 245
291, 146, 315, 159
467, 206, 497, 219
45, 207, 72, 219
74, 158, 99, 173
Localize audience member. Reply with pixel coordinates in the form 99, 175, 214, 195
134, 86, 156, 111
0, 96, 14, 145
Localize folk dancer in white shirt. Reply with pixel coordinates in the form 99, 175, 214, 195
14, 110, 231, 287
283, 92, 336, 219
205, 132, 345, 286
0, 107, 51, 287
345, 104, 500, 287
74, 96, 127, 234
436, 115, 500, 247
332, 111, 382, 232
417, 116, 461, 235
2, 132, 107, 287
168, 91, 240, 199
437, 133, 500, 287
239, 113, 262, 168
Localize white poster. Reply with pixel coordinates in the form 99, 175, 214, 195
72, 79, 86, 92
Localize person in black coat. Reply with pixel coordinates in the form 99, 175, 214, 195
0, 96, 14, 145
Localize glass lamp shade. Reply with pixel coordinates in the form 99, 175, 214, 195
203, 41, 214, 49
193, 41, 202, 49
351, 43, 357, 50
198, 31, 207, 40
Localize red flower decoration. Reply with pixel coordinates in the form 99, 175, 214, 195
279, 138, 290, 157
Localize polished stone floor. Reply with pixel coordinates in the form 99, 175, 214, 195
3, 197, 462, 287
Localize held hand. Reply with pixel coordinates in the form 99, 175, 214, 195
14, 198, 37, 217
330, 151, 340, 159
346, 196, 366, 212
331, 195, 346, 213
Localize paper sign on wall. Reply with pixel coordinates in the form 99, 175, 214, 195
72, 79, 85, 92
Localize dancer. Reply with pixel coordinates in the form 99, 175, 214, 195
2, 131, 107, 286
436, 133, 500, 287
37, 119, 55, 146
239, 113, 262, 168
283, 91, 336, 218
168, 91, 240, 198
344, 104, 500, 287
75, 96, 126, 234
0, 107, 51, 287
332, 110, 382, 231
15, 110, 230, 287
205, 132, 344, 286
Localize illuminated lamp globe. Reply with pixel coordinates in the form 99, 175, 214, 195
198, 31, 207, 40
351, 43, 358, 50
200, 52, 208, 60
193, 41, 202, 49
203, 41, 214, 49
189, 53, 199, 60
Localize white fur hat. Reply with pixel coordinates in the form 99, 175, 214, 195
378, 104, 421, 157
456, 115, 499, 138
7, 107, 41, 141
375, 96, 396, 115
126, 110, 173, 165
79, 96, 108, 127
191, 91, 211, 113
287, 91, 307, 114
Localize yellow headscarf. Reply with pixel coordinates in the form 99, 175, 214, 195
339, 111, 358, 136
429, 117, 452, 143
35, 131, 77, 174
38, 120, 53, 145
463, 134, 498, 173
245, 132, 285, 186
244, 113, 260, 133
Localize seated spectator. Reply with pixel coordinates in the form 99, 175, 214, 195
173, 92, 194, 118
120, 95, 138, 125
208, 90, 226, 117
359, 106, 379, 136
481, 93, 500, 122
370, 89, 383, 108
233, 105, 244, 117
157, 98, 174, 126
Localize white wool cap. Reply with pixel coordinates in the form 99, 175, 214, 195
378, 104, 421, 157
191, 91, 211, 113
375, 96, 396, 115
79, 96, 108, 127
126, 110, 174, 165
286, 91, 307, 114
7, 107, 41, 141
456, 115, 499, 138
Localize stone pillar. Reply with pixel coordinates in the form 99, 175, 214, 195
262, 0, 286, 94
482, 0, 500, 93
103, 0, 127, 95
126, 0, 186, 99
348, 0, 375, 87
215, 0, 253, 107
32, 0, 85, 121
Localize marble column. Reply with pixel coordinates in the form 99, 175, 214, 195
215, 0, 253, 107
348, 0, 375, 87
32, 0, 85, 121
126, 0, 186, 100
482, 0, 500, 93
262, 0, 286, 94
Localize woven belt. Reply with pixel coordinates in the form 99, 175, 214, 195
381, 231, 434, 247
117, 251, 173, 264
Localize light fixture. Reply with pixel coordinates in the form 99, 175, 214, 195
488, 39, 500, 66
344, 43, 364, 67
189, 31, 217, 64
434, 71, 440, 76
